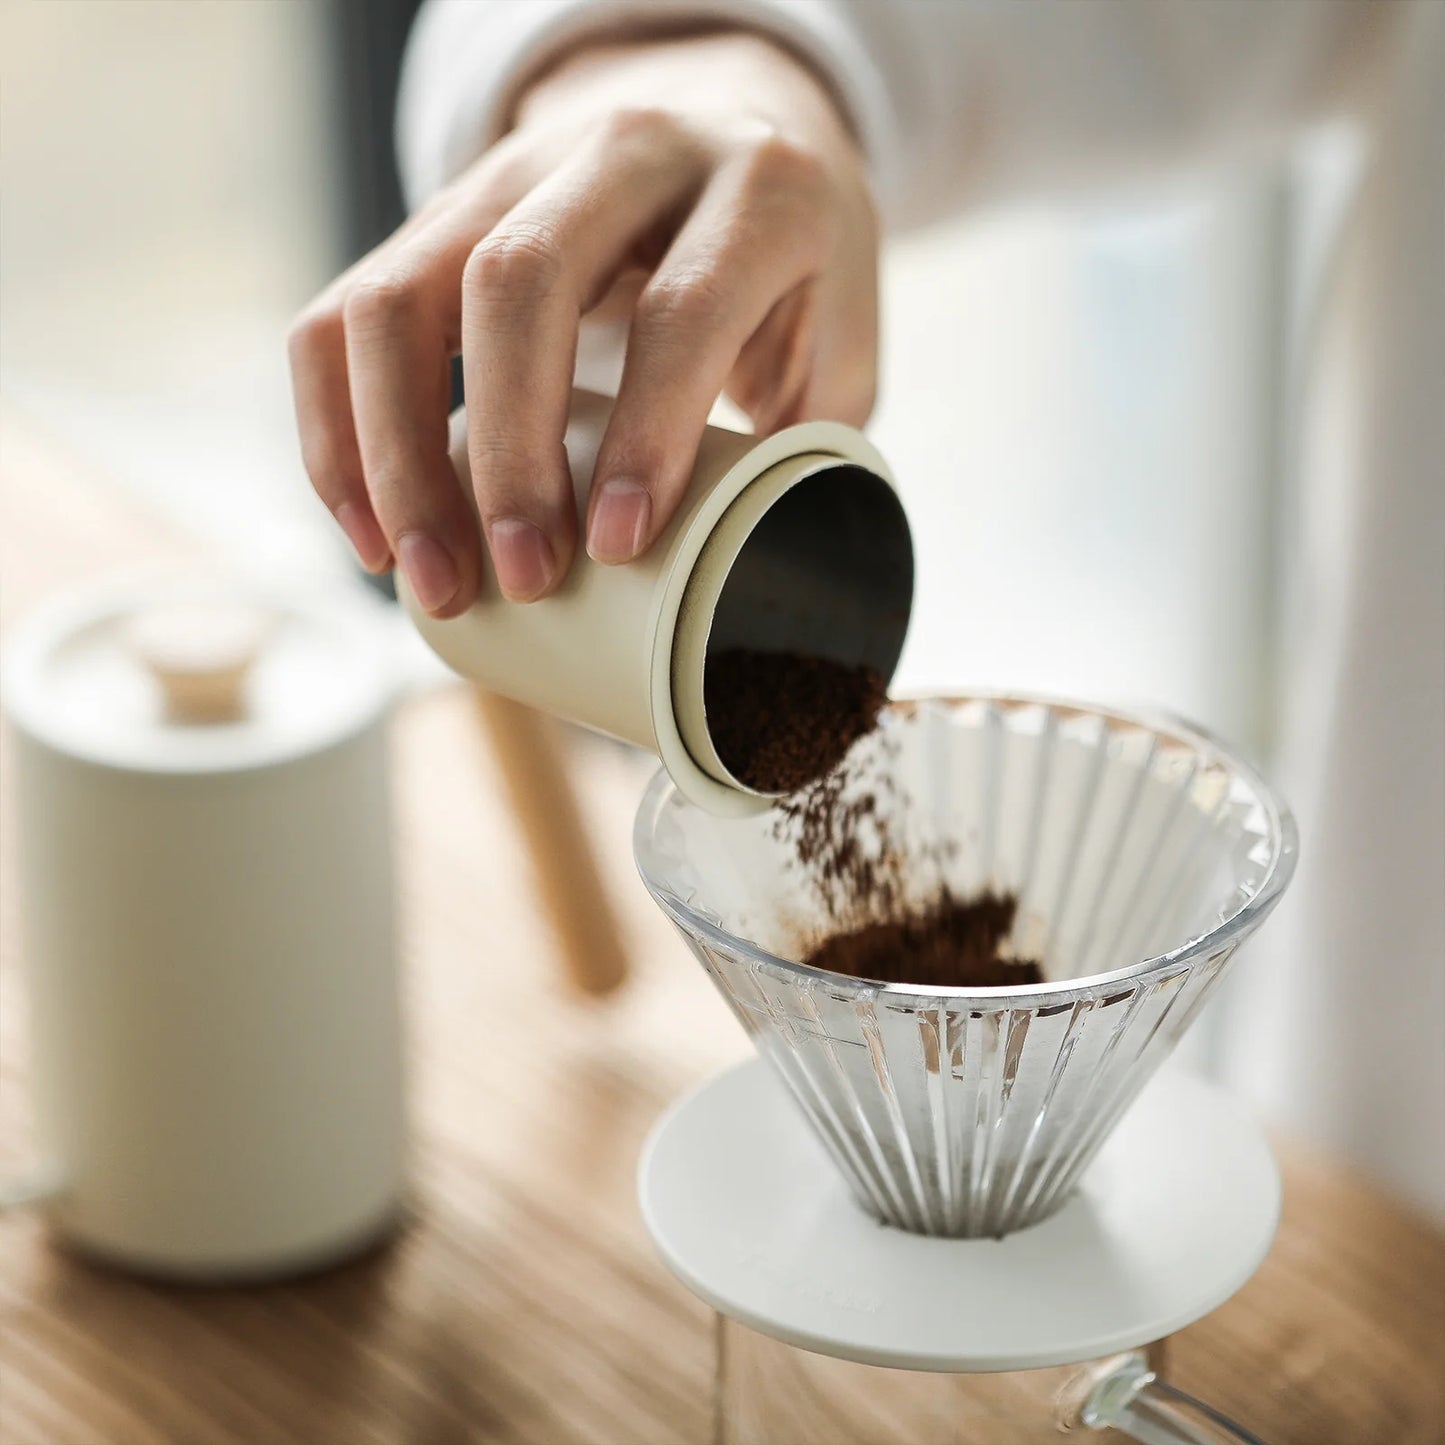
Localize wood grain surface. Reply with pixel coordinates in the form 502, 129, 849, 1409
2, 410, 1443, 1444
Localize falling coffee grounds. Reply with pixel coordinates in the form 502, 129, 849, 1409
803, 889, 1044, 989
761, 695, 1044, 989
706, 651, 1042, 988
704, 648, 887, 794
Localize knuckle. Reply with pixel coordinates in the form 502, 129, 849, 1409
601, 104, 678, 149
741, 132, 827, 198
469, 436, 539, 508
342, 273, 421, 334
463, 227, 562, 299
470, 434, 569, 524
287, 303, 340, 363
636, 271, 727, 334
471, 434, 533, 480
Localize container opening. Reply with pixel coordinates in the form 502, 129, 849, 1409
706, 463, 914, 677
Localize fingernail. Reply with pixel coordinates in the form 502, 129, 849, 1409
587, 478, 652, 564
335, 501, 391, 573
398, 532, 460, 614
488, 517, 556, 601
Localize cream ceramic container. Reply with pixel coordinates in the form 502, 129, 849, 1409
3, 575, 405, 1280
400, 391, 915, 815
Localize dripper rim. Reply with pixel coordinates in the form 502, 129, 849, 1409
633, 690, 1299, 1009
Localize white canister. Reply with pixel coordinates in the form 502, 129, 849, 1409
3, 576, 405, 1280
401, 391, 914, 816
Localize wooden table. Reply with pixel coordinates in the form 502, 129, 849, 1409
2, 411, 1443, 1445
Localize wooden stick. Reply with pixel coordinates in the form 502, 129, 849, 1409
471, 688, 629, 997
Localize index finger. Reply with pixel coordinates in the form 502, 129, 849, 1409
460, 113, 709, 601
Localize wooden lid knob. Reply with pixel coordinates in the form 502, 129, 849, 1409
124, 604, 270, 724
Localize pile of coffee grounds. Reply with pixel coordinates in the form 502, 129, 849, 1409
704, 648, 887, 794
802, 889, 1043, 989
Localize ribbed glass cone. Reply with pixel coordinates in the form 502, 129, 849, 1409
635, 695, 1296, 1238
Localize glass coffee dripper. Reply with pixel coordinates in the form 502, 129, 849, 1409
635, 693, 1297, 1442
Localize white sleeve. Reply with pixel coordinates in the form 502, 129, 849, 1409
396, 0, 1390, 227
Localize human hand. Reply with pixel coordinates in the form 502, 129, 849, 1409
289, 31, 878, 615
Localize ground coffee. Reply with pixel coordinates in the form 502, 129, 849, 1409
709, 652, 1042, 989
704, 649, 887, 794
765, 697, 1044, 989
802, 889, 1044, 989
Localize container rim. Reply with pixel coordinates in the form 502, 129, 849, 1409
670, 454, 913, 801
643, 415, 896, 819
633, 691, 1299, 1008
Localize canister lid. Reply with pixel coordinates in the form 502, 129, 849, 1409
2, 574, 395, 774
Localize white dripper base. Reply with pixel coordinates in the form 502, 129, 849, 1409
638, 1060, 1278, 1375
